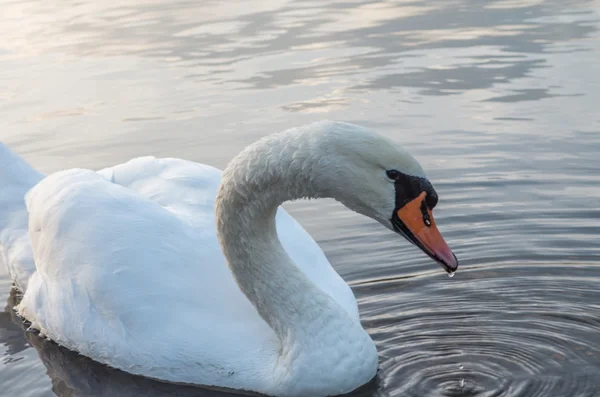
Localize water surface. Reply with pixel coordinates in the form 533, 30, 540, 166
1, 0, 600, 396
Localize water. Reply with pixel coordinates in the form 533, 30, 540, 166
1, 0, 600, 396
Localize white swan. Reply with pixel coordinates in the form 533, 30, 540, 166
0, 121, 457, 397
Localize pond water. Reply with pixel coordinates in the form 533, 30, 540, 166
1, 0, 600, 396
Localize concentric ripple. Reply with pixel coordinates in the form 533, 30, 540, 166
354, 264, 600, 397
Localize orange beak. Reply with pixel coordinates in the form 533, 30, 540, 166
394, 192, 458, 274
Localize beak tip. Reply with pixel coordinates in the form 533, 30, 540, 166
441, 252, 459, 274
451, 252, 459, 268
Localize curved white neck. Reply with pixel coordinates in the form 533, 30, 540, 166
214, 123, 377, 393
215, 126, 347, 340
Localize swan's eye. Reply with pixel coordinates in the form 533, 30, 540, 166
386, 169, 401, 180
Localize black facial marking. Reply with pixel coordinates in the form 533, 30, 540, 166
386, 169, 438, 210
425, 192, 438, 210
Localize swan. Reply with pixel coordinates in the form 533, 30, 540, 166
0, 121, 458, 397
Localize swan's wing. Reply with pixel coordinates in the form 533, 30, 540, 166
19, 167, 275, 384
96, 156, 221, 228
97, 157, 359, 320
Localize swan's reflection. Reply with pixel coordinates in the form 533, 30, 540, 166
4, 289, 380, 397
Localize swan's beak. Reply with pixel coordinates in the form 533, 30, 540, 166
393, 192, 458, 274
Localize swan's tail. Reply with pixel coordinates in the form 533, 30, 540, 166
0, 142, 44, 291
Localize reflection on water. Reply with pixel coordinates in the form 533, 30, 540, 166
4, 290, 379, 397
1, 0, 600, 396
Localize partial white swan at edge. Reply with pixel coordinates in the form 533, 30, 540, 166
0, 121, 458, 397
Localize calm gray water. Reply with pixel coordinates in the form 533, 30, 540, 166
1, 0, 600, 396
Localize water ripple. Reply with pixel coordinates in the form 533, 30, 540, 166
355, 265, 600, 397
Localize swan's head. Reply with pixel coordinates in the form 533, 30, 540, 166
315, 121, 458, 274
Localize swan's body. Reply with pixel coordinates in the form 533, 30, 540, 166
0, 121, 457, 397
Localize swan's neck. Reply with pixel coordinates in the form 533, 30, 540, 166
215, 124, 377, 392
